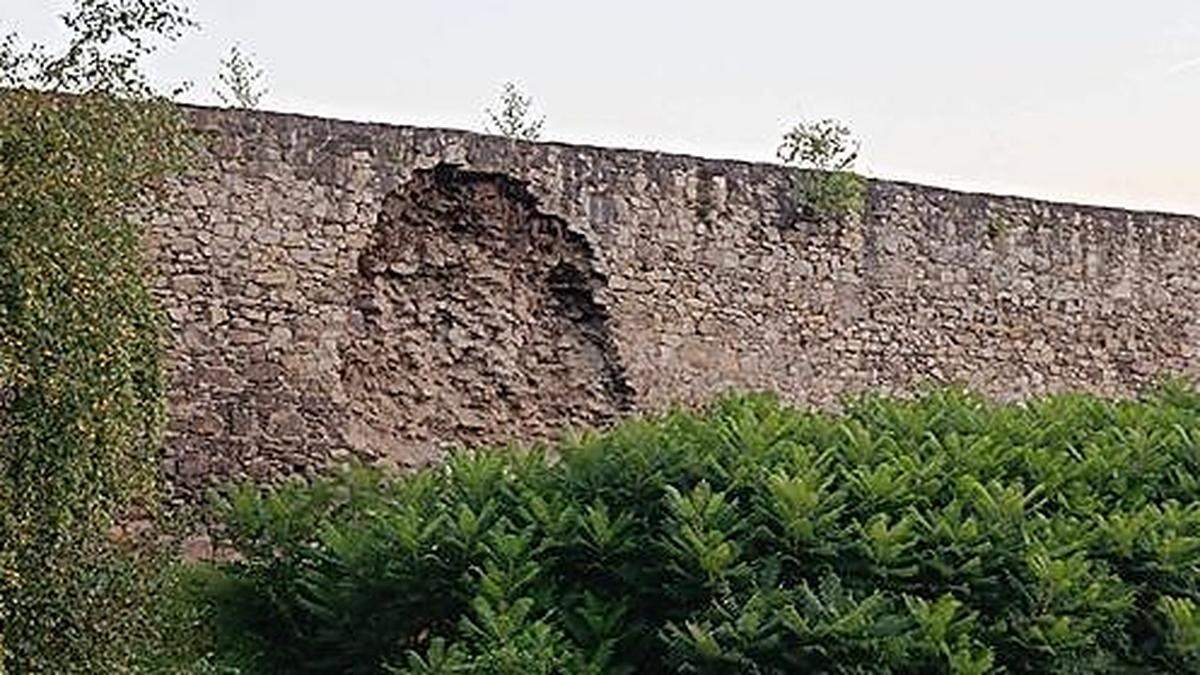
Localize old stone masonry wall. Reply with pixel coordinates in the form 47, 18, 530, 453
148, 106, 1200, 501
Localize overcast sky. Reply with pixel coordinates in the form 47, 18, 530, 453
6, 1, 1199, 215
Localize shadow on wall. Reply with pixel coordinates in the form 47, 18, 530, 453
339, 164, 634, 467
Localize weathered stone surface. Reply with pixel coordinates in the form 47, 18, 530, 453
147, 105, 1200, 504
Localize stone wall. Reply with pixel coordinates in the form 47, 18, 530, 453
148, 106, 1200, 501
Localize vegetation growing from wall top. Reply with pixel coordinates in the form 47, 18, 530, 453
485, 80, 546, 141
190, 385, 1200, 673
214, 43, 268, 109
0, 1, 194, 671
778, 118, 866, 222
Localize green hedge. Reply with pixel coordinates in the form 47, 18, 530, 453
196, 387, 1200, 673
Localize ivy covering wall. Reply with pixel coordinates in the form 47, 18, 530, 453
0, 2, 194, 670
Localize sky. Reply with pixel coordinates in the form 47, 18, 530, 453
5, 1, 1199, 215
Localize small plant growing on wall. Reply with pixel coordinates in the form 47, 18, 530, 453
777, 118, 866, 221
484, 80, 545, 141
986, 214, 1011, 239
214, 43, 268, 109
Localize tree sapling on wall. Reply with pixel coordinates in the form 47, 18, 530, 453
484, 80, 546, 141
778, 117, 866, 221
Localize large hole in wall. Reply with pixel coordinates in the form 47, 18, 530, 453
340, 164, 633, 466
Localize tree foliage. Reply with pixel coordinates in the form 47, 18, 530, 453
0, 0, 194, 96
0, 1, 193, 671
196, 385, 1200, 673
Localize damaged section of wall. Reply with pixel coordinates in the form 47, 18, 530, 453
341, 164, 632, 462
148, 106, 1200, 504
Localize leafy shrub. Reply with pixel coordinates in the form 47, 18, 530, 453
196, 384, 1200, 673
778, 118, 866, 221
0, 1, 193, 671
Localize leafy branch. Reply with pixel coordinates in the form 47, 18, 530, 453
0, 0, 195, 96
